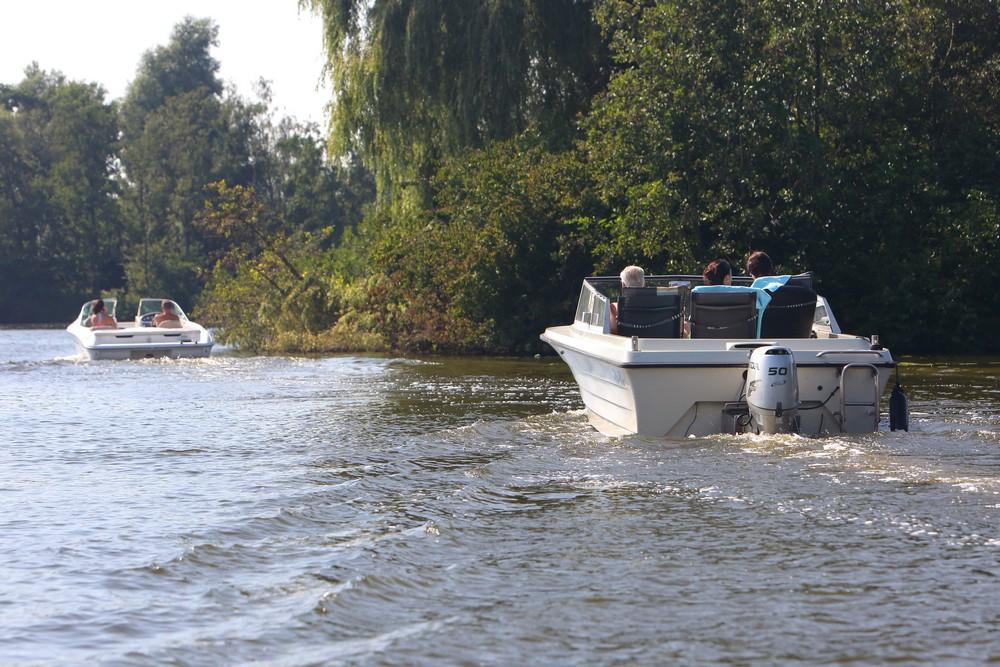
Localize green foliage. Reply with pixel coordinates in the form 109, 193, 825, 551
195, 181, 370, 352
0, 66, 120, 321
309, 134, 602, 354
118, 19, 231, 309
305, 0, 608, 206
117, 19, 373, 313
120, 17, 223, 139
575, 0, 1000, 351
0, 17, 373, 326
3, 4, 998, 356
222, 0, 999, 355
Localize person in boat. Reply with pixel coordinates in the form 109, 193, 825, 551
746, 250, 774, 280
153, 300, 181, 327
693, 258, 772, 337
609, 265, 645, 334
746, 251, 801, 292
88, 298, 117, 329
702, 258, 733, 285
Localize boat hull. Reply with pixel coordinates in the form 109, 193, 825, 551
73, 340, 214, 361
542, 326, 894, 438
68, 321, 215, 361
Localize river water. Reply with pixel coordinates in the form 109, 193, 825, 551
2, 329, 999, 665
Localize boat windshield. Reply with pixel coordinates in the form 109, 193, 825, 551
79, 298, 117, 325
137, 298, 188, 320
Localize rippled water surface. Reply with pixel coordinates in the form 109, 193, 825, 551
2, 330, 1000, 665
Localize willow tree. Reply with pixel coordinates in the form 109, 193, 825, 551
304, 0, 608, 206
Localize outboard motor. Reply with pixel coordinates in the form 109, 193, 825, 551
745, 346, 800, 434
889, 367, 909, 431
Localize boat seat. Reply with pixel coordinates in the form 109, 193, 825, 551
785, 272, 814, 291
616, 287, 682, 338
689, 290, 757, 339
760, 285, 817, 338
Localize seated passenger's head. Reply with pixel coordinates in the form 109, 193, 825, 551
93, 299, 105, 314
746, 251, 773, 279
702, 258, 732, 285
620, 265, 646, 288
161, 300, 174, 313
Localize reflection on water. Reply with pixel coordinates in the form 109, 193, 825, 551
1, 331, 999, 665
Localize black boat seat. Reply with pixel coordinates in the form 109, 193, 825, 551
785, 272, 814, 290
759, 285, 817, 338
616, 287, 682, 338
689, 290, 757, 339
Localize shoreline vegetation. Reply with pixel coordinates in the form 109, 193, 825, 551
3, 2, 999, 356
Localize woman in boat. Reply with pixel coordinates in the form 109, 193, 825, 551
88, 299, 117, 329
702, 258, 733, 285
746, 251, 774, 280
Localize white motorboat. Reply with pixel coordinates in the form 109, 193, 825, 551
67, 298, 214, 360
541, 274, 907, 437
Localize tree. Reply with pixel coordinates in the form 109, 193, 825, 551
120, 17, 223, 140
304, 0, 609, 206
118, 17, 242, 308
580, 0, 1000, 351
0, 66, 119, 322
195, 182, 342, 351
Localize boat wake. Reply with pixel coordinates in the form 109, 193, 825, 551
0, 356, 85, 371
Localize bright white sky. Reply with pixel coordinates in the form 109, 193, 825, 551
1, 1, 330, 125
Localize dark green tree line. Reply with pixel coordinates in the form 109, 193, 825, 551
0, 66, 120, 320
0, 17, 372, 325
4, 3, 997, 355
294, 0, 999, 354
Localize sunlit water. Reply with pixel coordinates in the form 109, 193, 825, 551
2, 329, 999, 665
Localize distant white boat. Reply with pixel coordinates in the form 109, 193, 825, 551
67, 298, 214, 360
541, 274, 902, 437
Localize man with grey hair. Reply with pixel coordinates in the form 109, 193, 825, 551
611, 265, 646, 333
619, 265, 646, 288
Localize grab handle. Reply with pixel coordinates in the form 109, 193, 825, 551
816, 350, 885, 357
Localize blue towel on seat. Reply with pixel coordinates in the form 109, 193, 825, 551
750, 274, 792, 292
690, 285, 771, 337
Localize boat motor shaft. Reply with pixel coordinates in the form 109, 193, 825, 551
745, 346, 800, 434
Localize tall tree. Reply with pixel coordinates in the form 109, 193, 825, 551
120, 17, 223, 140
0, 66, 119, 321
305, 0, 609, 206
118, 17, 234, 307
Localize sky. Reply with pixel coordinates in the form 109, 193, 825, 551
1, 1, 330, 125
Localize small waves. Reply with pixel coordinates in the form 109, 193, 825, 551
0, 357, 83, 372
3, 333, 1000, 665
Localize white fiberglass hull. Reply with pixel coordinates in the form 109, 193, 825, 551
542, 325, 894, 438
68, 323, 214, 361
